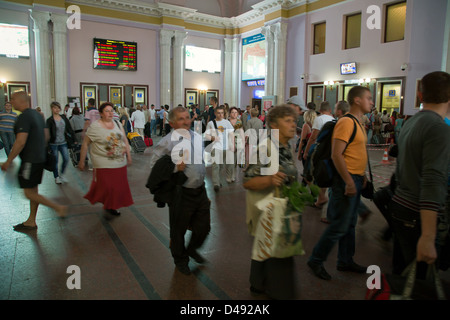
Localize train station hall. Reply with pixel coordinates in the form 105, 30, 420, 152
0, 0, 449, 306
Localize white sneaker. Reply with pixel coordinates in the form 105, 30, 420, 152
55, 177, 63, 184
59, 175, 68, 183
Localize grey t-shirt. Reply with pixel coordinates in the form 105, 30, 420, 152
51, 118, 66, 145
14, 108, 46, 163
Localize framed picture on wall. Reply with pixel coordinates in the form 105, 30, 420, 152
133, 86, 147, 106
109, 85, 123, 108
185, 89, 198, 106
206, 90, 219, 105
82, 84, 97, 110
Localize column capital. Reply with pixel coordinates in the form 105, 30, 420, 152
160, 29, 174, 46
51, 13, 68, 33
173, 30, 187, 47
30, 10, 50, 31
261, 25, 273, 40
272, 22, 288, 41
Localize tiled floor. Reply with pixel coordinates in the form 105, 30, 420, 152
0, 138, 448, 300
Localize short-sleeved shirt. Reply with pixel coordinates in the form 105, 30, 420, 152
312, 114, 334, 131
14, 108, 46, 163
332, 116, 367, 176
85, 108, 100, 124
206, 119, 234, 150
131, 110, 146, 129
86, 120, 127, 169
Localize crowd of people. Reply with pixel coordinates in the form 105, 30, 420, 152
0, 71, 449, 299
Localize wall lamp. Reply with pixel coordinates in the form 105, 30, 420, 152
324, 80, 335, 90
359, 78, 373, 88
0, 78, 6, 88
198, 86, 208, 93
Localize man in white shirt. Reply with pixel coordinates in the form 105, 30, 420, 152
131, 105, 146, 137
303, 101, 335, 208
205, 106, 235, 191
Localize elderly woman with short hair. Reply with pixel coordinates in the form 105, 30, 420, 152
243, 104, 299, 300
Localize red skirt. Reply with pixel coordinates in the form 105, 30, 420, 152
84, 166, 134, 210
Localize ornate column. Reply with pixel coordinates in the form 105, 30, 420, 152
261, 26, 274, 97
30, 10, 52, 117
224, 37, 234, 106
51, 13, 68, 107
272, 22, 288, 104
173, 30, 187, 107
160, 29, 174, 107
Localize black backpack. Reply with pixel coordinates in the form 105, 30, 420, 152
304, 114, 358, 188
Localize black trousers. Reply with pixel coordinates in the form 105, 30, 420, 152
168, 185, 210, 266
389, 200, 441, 278
158, 118, 164, 135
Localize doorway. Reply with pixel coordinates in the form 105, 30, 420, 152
376, 80, 403, 115
307, 84, 324, 111
252, 98, 262, 112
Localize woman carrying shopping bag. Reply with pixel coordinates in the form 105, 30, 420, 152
243, 105, 314, 299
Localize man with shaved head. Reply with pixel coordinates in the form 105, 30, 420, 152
1, 91, 67, 231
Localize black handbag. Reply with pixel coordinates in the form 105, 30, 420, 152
44, 146, 56, 172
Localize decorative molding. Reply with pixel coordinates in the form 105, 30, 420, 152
66, 0, 312, 30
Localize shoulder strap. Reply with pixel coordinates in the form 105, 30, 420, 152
213, 120, 218, 129
113, 119, 121, 130
338, 114, 360, 154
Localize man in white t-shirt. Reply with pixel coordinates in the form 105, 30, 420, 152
131, 105, 146, 137
303, 101, 335, 208
205, 106, 234, 191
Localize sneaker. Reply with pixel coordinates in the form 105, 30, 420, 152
55, 177, 63, 184
214, 185, 220, 192
59, 175, 68, 183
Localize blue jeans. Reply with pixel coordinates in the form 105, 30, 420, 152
50, 143, 69, 178
150, 119, 157, 135
0, 131, 15, 156
309, 174, 364, 266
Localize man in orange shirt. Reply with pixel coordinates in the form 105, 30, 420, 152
307, 86, 373, 280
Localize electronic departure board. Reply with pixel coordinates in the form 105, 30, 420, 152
93, 38, 137, 71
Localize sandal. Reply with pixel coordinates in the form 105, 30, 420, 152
13, 223, 38, 231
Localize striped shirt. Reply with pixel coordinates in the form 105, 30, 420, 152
0, 111, 18, 133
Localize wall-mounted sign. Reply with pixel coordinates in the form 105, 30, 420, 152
247, 79, 265, 87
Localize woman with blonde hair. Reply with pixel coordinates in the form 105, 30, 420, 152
297, 110, 317, 168
118, 107, 130, 135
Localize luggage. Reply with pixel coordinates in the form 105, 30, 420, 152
144, 136, 153, 147
129, 133, 147, 153
144, 122, 151, 138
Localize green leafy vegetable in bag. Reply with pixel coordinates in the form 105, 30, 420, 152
280, 181, 319, 212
